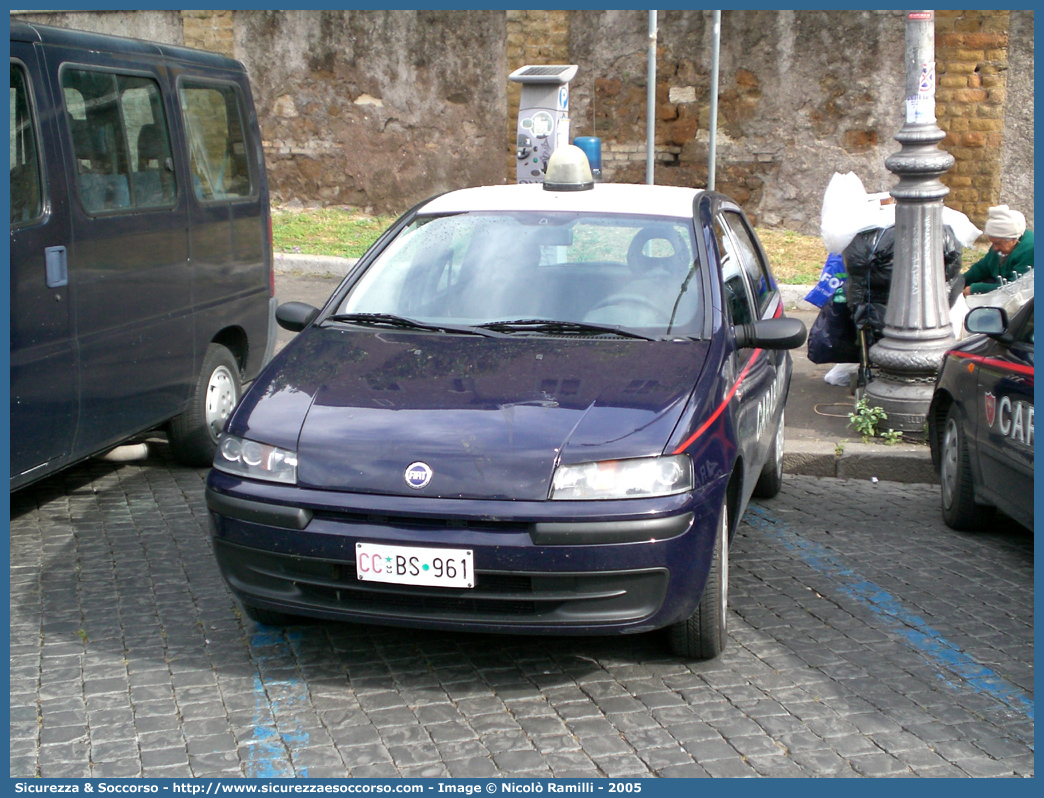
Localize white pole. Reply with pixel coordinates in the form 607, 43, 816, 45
708, 10, 720, 191
646, 10, 658, 185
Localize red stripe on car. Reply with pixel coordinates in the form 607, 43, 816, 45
948, 350, 1034, 378
673, 349, 763, 454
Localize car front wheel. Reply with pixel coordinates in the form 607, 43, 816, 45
668, 498, 728, 659
752, 407, 785, 499
939, 403, 993, 530
169, 343, 241, 467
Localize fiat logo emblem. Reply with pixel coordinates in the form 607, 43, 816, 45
404, 462, 433, 490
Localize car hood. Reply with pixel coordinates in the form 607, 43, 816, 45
233, 327, 710, 500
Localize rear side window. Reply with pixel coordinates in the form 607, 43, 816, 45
722, 211, 775, 317
179, 82, 254, 202
714, 217, 754, 326
10, 62, 43, 225
61, 67, 176, 213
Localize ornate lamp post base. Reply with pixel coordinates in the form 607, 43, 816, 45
865, 10, 955, 433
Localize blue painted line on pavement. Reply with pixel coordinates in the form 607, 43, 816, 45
245, 628, 311, 778
745, 504, 1034, 723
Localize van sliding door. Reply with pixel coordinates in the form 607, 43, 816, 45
10, 46, 77, 483
54, 54, 193, 458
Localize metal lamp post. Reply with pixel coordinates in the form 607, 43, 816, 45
865, 9, 955, 432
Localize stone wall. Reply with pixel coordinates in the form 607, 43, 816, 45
12, 9, 1033, 231
231, 11, 507, 212
563, 9, 1032, 233
1000, 10, 1034, 224
566, 10, 909, 231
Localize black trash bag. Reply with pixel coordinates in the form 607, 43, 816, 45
850, 299, 887, 344
844, 222, 965, 346
943, 224, 963, 281
807, 298, 860, 364
843, 227, 894, 344
843, 227, 893, 306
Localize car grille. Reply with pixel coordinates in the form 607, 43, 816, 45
213, 538, 668, 626
311, 509, 533, 535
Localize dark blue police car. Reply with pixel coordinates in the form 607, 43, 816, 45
205, 147, 806, 659
929, 298, 1034, 532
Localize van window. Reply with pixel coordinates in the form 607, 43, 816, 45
10, 62, 43, 224
61, 68, 176, 213
179, 82, 254, 201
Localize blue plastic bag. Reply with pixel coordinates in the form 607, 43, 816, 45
804, 253, 847, 308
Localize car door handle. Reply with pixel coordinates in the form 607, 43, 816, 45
45, 245, 68, 288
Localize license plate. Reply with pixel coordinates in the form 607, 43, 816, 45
355, 542, 474, 589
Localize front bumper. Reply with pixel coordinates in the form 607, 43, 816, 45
205, 469, 728, 635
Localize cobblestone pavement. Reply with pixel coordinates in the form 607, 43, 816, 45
10, 451, 1033, 778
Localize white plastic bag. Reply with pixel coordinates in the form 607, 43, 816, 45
820, 172, 893, 255
949, 293, 969, 340
941, 207, 983, 248
824, 362, 859, 387
821, 172, 982, 255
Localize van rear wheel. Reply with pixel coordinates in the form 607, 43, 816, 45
169, 343, 240, 467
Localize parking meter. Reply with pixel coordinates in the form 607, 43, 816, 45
509, 64, 578, 184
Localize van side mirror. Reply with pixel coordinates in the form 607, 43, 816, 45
276, 301, 320, 332
734, 317, 808, 350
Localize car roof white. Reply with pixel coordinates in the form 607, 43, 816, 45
418, 182, 702, 220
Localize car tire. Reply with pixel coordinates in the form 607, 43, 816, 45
169, 343, 241, 467
242, 603, 295, 627
939, 403, 994, 530
668, 498, 728, 659
752, 407, 785, 499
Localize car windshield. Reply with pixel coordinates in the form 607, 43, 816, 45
337, 211, 704, 338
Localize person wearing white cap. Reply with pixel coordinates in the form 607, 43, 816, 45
961, 205, 1034, 295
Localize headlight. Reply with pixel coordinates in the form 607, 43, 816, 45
550, 455, 692, 500
213, 434, 298, 485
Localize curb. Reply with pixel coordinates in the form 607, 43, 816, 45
784, 439, 937, 484
780, 283, 819, 312
780, 285, 938, 485
275, 252, 356, 277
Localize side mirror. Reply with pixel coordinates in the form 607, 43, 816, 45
734, 317, 808, 350
276, 301, 320, 332
964, 306, 1009, 338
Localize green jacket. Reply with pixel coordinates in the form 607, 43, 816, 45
964, 229, 1034, 294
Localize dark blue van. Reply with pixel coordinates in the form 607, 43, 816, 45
10, 22, 276, 490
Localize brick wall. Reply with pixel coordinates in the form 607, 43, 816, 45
181, 10, 234, 58
512, 9, 1029, 233
934, 10, 1010, 227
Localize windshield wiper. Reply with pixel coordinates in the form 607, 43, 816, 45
325, 312, 496, 337
477, 318, 656, 341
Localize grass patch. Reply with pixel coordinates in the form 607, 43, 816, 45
963, 245, 990, 266
272, 206, 394, 260
756, 227, 828, 285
